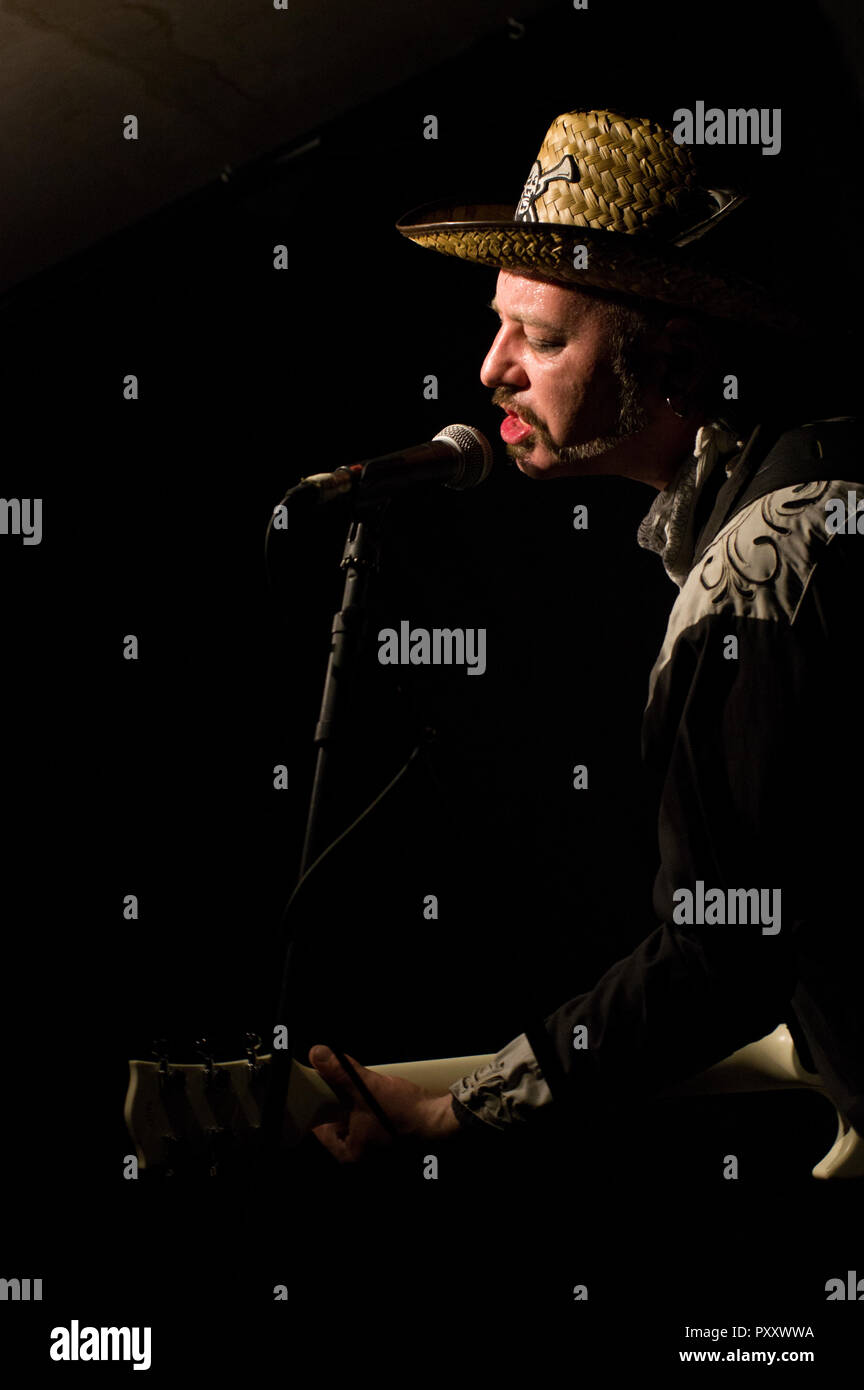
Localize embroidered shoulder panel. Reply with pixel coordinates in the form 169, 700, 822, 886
645, 478, 856, 711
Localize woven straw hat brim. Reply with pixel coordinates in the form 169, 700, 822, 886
396, 202, 794, 331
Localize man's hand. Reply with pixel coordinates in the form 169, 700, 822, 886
307, 1044, 461, 1164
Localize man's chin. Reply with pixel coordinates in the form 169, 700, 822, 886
506, 443, 560, 478
508, 433, 634, 478
509, 448, 577, 480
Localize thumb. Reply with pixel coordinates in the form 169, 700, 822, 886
308, 1045, 366, 1100
308, 1046, 402, 1145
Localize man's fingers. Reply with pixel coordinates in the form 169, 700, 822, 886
310, 1110, 393, 1164
310, 1119, 352, 1163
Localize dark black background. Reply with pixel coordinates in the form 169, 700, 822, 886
2, 0, 862, 1372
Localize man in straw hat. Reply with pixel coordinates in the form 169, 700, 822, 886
307, 108, 864, 1164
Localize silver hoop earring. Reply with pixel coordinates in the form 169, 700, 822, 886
666, 396, 686, 419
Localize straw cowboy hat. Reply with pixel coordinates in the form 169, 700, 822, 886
396, 108, 791, 328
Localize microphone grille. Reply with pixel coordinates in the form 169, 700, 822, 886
433, 424, 494, 490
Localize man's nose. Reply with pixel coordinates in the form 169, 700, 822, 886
480, 327, 528, 390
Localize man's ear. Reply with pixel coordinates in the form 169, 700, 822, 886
653, 316, 711, 406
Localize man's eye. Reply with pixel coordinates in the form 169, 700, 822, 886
528, 339, 563, 352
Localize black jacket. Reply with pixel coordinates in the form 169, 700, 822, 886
450, 418, 864, 1137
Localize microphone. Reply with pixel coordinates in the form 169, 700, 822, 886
284, 424, 493, 508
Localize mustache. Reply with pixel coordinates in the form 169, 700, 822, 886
491, 388, 545, 434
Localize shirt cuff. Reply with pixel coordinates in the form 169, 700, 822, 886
447, 1032, 553, 1130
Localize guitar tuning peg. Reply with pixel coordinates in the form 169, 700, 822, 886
205, 1127, 233, 1178
244, 1032, 262, 1071
151, 1038, 169, 1077
194, 1037, 214, 1084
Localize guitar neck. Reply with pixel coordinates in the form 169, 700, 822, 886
282, 1052, 496, 1140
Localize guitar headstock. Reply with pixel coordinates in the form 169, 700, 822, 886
124, 1036, 342, 1175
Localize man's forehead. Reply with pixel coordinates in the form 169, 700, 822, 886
490, 270, 597, 326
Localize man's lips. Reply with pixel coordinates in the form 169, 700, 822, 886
500, 410, 535, 444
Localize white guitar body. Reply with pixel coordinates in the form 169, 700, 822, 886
656, 1023, 864, 1179
125, 1024, 864, 1179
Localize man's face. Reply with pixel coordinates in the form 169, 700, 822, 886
480, 269, 653, 479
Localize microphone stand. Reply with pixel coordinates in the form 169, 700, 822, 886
264, 498, 388, 1156
300, 505, 386, 874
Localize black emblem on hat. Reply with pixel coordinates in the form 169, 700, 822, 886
516, 155, 580, 222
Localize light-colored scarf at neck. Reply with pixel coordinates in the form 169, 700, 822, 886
636, 420, 746, 587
